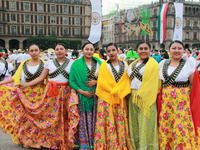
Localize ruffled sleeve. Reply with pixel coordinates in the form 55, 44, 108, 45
185, 57, 196, 76
44, 60, 52, 69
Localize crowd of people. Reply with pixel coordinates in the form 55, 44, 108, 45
0, 40, 200, 150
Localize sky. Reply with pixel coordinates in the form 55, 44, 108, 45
102, 0, 200, 15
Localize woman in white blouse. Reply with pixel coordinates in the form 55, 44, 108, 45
158, 40, 198, 149
19, 43, 79, 150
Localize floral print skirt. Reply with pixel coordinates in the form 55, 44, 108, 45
9, 83, 80, 150
0, 85, 14, 135
128, 89, 159, 150
158, 86, 199, 150
94, 98, 132, 150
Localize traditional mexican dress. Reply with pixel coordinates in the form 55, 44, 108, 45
127, 57, 160, 150
94, 59, 132, 150
0, 59, 45, 143
9, 58, 79, 150
158, 57, 199, 149
69, 57, 101, 150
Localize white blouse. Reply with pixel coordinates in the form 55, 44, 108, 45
87, 62, 101, 77
127, 62, 146, 90
118, 53, 126, 61
44, 59, 74, 83
0, 62, 13, 76
159, 57, 195, 82
107, 61, 128, 78
21, 64, 39, 82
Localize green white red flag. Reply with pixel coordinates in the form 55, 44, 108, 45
158, 3, 169, 44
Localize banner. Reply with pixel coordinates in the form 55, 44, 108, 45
173, 3, 183, 41
158, 3, 169, 44
88, 0, 102, 44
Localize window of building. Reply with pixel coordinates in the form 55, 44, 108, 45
38, 4, 42, 11
51, 16, 55, 23
0, 13, 1, 22
75, 6, 79, 13
25, 26, 30, 35
186, 20, 190, 26
194, 32, 197, 40
78, 0, 82, 4
10, 1, 15, 9
11, 14, 16, 21
60, 0, 65, 2
64, 5, 67, 12
194, 21, 197, 27
51, 27, 55, 35
75, 28, 79, 35
63, 17, 67, 24
38, 15, 43, 23
64, 28, 68, 35
51, 5, 55, 12
39, 27, 43, 34
72, 0, 77, 3
75, 17, 79, 24
25, 15, 29, 22
0, 26, 1, 34
11, 26, 16, 34
185, 32, 189, 40
25, 2, 29, 10
48, 0, 52, 2
66, 0, 70, 2
54, 0, 58, 2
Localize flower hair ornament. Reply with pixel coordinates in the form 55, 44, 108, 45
70, 55, 76, 60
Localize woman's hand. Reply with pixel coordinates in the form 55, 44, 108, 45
85, 79, 97, 87
18, 83, 28, 89
71, 89, 76, 94
81, 91, 93, 99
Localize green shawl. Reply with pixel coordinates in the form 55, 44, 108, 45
69, 56, 102, 113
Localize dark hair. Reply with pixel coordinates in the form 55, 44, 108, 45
28, 43, 40, 50
106, 43, 118, 50
187, 49, 192, 54
81, 42, 93, 50
161, 49, 166, 52
99, 49, 107, 60
136, 41, 151, 50
72, 50, 79, 57
55, 43, 66, 49
154, 49, 158, 52
119, 47, 124, 53
9, 49, 13, 53
169, 40, 185, 49
95, 47, 99, 52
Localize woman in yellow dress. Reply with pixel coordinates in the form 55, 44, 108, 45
158, 40, 199, 149
0, 44, 46, 143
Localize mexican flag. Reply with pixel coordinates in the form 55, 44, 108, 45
158, 3, 169, 44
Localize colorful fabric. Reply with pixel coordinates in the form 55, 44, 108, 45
93, 53, 101, 60
158, 86, 199, 149
94, 98, 132, 149
111, 57, 161, 117
12, 58, 47, 85
158, 3, 169, 44
75, 96, 98, 149
0, 85, 13, 135
69, 56, 101, 113
9, 83, 79, 150
3, 74, 14, 87
96, 59, 129, 107
129, 90, 158, 150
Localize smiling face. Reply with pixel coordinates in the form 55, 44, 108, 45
106, 45, 118, 61
169, 42, 184, 60
137, 43, 151, 61
82, 43, 94, 59
29, 45, 40, 60
55, 44, 67, 59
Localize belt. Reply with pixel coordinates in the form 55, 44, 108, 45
48, 80, 69, 97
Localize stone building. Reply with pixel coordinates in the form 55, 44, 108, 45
101, 0, 200, 50
0, 0, 91, 49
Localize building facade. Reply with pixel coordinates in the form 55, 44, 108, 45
101, 0, 200, 50
0, 0, 91, 50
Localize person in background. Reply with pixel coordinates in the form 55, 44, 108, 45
160, 49, 169, 60
24, 49, 31, 60
152, 49, 162, 63
99, 49, 107, 62
15, 49, 25, 70
182, 49, 188, 59
8, 49, 15, 75
43, 50, 50, 61
126, 48, 139, 65
93, 47, 101, 59
186, 49, 192, 58
118, 47, 126, 61
71, 50, 80, 60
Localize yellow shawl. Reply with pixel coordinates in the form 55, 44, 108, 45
110, 57, 161, 117
95, 59, 130, 106
12, 58, 47, 85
